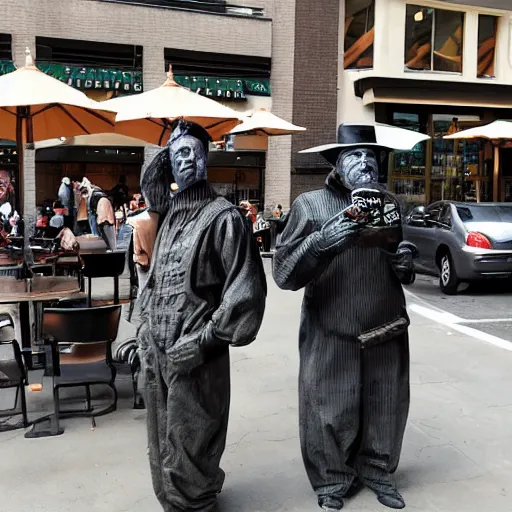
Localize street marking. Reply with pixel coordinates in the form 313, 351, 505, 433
408, 303, 512, 352
461, 318, 512, 324
404, 288, 512, 323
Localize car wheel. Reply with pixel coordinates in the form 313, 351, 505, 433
439, 252, 460, 295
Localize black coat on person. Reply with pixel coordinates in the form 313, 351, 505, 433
272, 172, 411, 508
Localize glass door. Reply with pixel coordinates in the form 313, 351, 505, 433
431, 114, 483, 202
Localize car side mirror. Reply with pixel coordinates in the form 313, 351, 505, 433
410, 213, 426, 226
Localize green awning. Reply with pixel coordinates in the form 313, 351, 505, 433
0, 60, 15, 75
37, 62, 143, 93
174, 75, 271, 100
0, 61, 272, 99
0, 60, 143, 93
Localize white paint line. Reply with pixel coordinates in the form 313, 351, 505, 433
405, 288, 512, 324
408, 303, 512, 352
462, 318, 512, 324
404, 288, 451, 315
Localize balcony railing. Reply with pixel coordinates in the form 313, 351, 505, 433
96, 0, 265, 17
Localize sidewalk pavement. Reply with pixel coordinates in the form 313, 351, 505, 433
1, 261, 512, 511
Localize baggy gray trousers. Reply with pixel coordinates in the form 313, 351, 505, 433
141, 344, 230, 512
299, 332, 410, 505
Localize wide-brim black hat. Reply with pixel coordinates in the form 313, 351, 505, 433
299, 123, 430, 166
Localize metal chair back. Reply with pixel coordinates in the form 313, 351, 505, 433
80, 252, 126, 279
43, 305, 122, 345
0, 313, 29, 430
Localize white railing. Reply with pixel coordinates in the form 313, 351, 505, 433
96, 0, 265, 17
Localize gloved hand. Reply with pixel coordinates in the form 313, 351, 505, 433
166, 332, 204, 375
390, 241, 416, 284
319, 208, 366, 251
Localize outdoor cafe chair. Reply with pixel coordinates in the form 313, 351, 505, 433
0, 313, 29, 432
27, 305, 121, 437
80, 251, 126, 307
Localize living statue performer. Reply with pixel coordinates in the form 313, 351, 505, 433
134, 120, 267, 512
273, 124, 416, 511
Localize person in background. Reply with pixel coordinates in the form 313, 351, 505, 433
126, 208, 159, 292
79, 178, 116, 250
110, 175, 130, 221
273, 203, 283, 218
58, 177, 74, 229
240, 200, 257, 226
129, 193, 145, 213
74, 180, 89, 235
47, 200, 66, 238
0, 169, 19, 234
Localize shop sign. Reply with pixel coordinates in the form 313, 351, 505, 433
0, 60, 143, 93
174, 75, 271, 100
37, 62, 143, 93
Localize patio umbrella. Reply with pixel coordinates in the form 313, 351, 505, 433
228, 108, 306, 136
103, 66, 242, 145
0, 48, 116, 266
0, 50, 116, 146
444, 120, 512, 201
35, 133, 156, 150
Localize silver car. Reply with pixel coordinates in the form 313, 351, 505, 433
403, 201, 512, 294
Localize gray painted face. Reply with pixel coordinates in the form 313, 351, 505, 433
335, 148, 379, 190
169, 134, 208, 192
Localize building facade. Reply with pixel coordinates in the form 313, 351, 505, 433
282, 0, 512, 208
2, 0, 509, 220
0, 0, 285, 222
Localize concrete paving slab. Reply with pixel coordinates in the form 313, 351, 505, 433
2, 263, 512, 511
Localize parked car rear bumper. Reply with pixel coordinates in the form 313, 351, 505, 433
457, 247, 512, 280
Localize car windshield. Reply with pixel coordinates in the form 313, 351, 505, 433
456, 204, 512, 223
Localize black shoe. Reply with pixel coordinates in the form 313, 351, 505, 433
319, 497, 344, 511
321, 505, 343, 512
377, 492, 406, 509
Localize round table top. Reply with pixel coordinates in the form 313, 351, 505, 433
0, 276, 82, 304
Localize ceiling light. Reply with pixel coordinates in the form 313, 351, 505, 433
414, 10, 424, 22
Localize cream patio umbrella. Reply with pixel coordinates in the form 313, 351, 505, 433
35, 133, 156, 150
228, 108, 306, 136
102, 66, 242, 145
444, 120, 512, 202
0, 49, 116, 202
0, 48, 117, 264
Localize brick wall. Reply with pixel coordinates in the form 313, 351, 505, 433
0, 0, 273, 218
264, 0, 296, 210
291, 172, 327, 203
0, 0, 272, 60
291, 0, 340, 170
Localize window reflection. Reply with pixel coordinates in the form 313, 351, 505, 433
405, 7, 433, 70
478, 15, 498, 78
405, 6, 464, 73
390, 113, 427, 208
431, 115, 486, 202
344, 0, 375, 70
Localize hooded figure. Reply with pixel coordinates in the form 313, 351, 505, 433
273, 124, 424, 511
79, 178, 116, 250
58, 176, 74, 228
134, 120, 267, 512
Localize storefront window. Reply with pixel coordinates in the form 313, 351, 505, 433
389, 113, 427, 209
405, 6, 464, 73
344, 0, 375, 70
478, 15, 498, 78
431, 115, 486, 202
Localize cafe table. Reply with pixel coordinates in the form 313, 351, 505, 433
0, 276, 83, 370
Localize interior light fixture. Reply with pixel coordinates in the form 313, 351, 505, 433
414, 10, 424, 22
